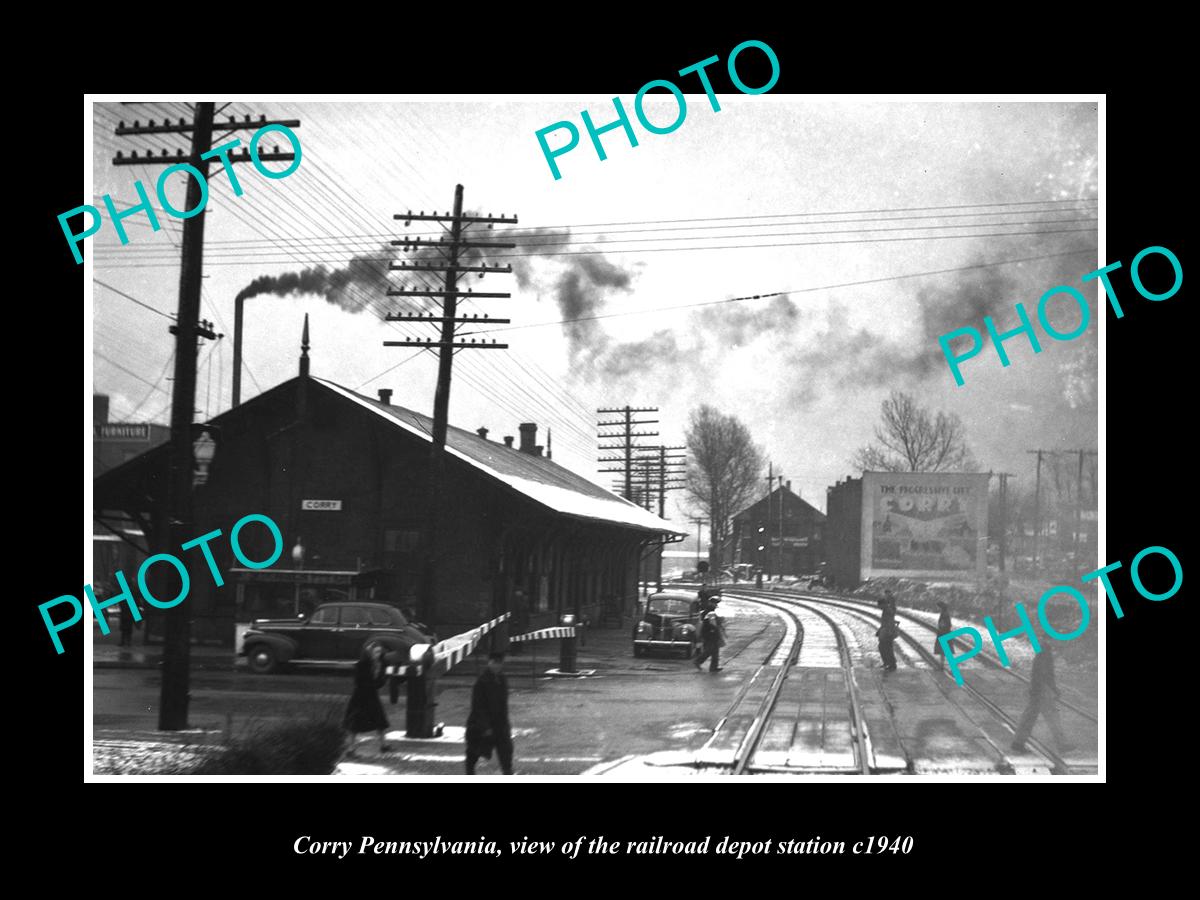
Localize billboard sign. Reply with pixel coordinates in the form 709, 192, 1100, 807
860, 471, 988, 581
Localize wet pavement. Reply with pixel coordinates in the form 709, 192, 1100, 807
91, 594, 1098, 777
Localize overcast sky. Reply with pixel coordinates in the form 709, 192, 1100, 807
90, 98, 1098, 526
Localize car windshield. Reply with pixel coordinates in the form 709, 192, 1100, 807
647, 598, 694, 617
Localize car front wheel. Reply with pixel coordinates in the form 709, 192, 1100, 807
246, 644, 279, 675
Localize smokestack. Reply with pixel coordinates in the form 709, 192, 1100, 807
233, 293, 247, 406
378, 388, 393, 405
476, 427, 489, 440
503, 435, 514, 448
300, 313, 310, 378
94, 394, 109, 425
518, 422, 537, 454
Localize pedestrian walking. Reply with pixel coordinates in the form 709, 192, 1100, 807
693, 601, 726, 673
466, 651, 514, 775
933, 601, 954, 668
1011, 644, 1075, 754
876, 616, 899, 672
880, 589, 897, 620
118, 599, 136, 647
344, 643, 390, 757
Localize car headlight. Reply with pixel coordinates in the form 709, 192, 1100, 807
636, 622, 651, 635
679, 624, 695, 635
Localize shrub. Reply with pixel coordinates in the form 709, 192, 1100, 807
188, 705, 348, 775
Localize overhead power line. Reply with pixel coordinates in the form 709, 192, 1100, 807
479, 246, 1097, 334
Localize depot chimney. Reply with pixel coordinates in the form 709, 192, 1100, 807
377, 388, 393, 405
503, 435, 514, 448
476, 427, 489, 440
519, 423, 538, 454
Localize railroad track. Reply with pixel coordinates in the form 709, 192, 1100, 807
767, 587, 1097, 721
699, 592, 873, 775
734, 587, 1096, 775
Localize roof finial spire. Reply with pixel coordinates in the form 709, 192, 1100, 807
300, 313, 310, 377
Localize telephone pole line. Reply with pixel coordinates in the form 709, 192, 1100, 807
113, 102, 300, 731
597, 406, 659, 499
990, 471, 1015, 573
385, 187, 518, 627
630, 445, 686, 516
1067, 449, 1097, 570
1025, 450, 1048, 572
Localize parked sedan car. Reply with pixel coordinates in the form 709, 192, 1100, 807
633, 591, 702, 658
241, 602, 436, 675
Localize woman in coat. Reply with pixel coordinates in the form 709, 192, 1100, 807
344, 642, 390, 756
933, 601, 954, 669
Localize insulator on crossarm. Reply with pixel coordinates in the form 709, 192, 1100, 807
149, 119, 155, 126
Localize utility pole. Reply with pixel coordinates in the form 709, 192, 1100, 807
630, 445, 686, 517
1068, 450, 1098, 570
384, 187, 518, 626
990, 471, 1015, 573
764, 463, 775, 578
113, 102, 300, 731
597, 406, 659, 500
1026, 450, 1048, 573
777, 472, 787, 578
628, 444, 686, 590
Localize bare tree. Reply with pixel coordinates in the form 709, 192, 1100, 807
853, 391, 976, 473
684, 405, 765, 567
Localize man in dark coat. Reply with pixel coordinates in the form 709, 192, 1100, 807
693, 602, 726, 673
466, 651, 513, 775
876, 616, 899, 672
1011, 643, 1074, 754
880, 589, 897, 621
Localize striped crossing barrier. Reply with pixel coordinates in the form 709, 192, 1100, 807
510, 625, 577, 643
386, 611, 511, 678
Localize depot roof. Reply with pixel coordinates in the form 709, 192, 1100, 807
312, 378, 683, 535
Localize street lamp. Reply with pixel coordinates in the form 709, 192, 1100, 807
191, 425, 218, 486
292, 537, 305, 616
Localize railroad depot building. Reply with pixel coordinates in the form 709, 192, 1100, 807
725, 482, 826, 576
94, 343, 683, 647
